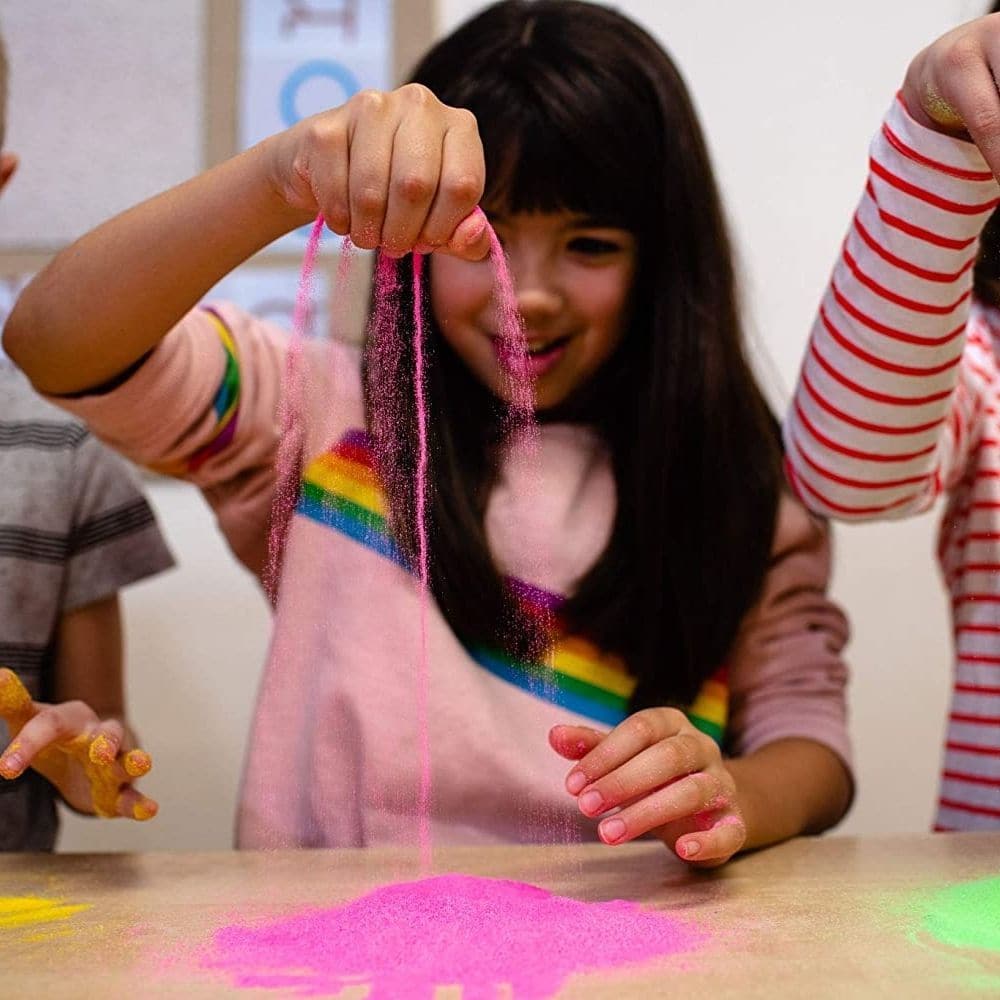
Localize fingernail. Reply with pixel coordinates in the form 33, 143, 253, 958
566, 771, 587, 795
124, 750, 151, 778
0, 752, 23, 776
453, 208, 488, 247
600, 817, 627, 844
89, 733, 115, 765
413, 242, 436, 254
681, 840, 701, 859
578, 789, 604, 815
133, 800, 157, 821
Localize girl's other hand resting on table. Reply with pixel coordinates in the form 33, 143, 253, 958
551, 709, 745, 867
0, 667, 157, 821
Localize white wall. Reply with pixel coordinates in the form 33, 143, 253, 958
44, 0, 998, 848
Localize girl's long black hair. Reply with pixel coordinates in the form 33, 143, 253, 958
363, 0, 783, 709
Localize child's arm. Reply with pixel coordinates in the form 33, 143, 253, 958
784, 16, 1000, 519
0, 598, 157, 821
4, 85, 489, 395
550, 497, 851, 866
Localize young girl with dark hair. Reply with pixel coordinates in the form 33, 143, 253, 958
4, 0, 852, 865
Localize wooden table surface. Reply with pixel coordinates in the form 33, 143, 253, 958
1, 832, 998, 998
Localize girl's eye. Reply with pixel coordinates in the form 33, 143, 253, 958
567, 236, 622, 255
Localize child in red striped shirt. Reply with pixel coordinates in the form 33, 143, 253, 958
784, 8, 1000, 829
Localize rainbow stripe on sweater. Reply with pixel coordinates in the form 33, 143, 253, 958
296, 430, 729, 740
152, 308, 241, 477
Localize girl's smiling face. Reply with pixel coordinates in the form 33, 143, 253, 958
429, 211, 637, 411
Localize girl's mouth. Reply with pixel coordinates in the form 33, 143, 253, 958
493, 334, 571, 378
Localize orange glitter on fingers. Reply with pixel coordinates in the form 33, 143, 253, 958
88, 732, 116, 766
0, 668, 32, 720
123, 749, 152, 778
132, 798, 158, 821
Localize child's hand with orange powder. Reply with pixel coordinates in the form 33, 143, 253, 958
551, 710, 745, 867
0, 668, 157, 822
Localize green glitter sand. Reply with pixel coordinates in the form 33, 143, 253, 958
922, 877, 1000, 953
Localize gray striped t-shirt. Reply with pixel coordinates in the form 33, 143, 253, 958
0, 365, 174, 850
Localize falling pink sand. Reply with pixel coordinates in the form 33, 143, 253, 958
267, 218, 562, 860
264, 213, 326, 603
411, 251, 433, 871
203, 873, 704, 998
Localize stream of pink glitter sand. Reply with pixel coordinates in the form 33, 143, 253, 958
232, 222, 681, 998
204, 873, 703, 998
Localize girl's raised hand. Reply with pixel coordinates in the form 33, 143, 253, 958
0, 668, 157, 822
550, 708, 746, 866
266, 83, 490, 260
902, 12, 1000, 176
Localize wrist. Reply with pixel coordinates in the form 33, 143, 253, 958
255, 131, 321, 232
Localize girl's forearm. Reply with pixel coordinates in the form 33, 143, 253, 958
3, 138, 310, 395
727, 738, 852, 851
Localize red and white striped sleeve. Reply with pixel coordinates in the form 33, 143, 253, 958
784, 95, 1000, 520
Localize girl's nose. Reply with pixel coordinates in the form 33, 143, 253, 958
508, 257, 562, 321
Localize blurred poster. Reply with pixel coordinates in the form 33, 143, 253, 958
240, 0, 393, 254
207, 267, 331, 339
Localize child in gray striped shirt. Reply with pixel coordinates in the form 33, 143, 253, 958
0, 29, 173, 851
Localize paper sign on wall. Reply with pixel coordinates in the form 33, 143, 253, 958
240, 0, 393, 254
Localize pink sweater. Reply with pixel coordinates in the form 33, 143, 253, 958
785, 97, 1000, 829
55, 303, 852, 848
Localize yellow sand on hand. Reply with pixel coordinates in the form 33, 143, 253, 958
0, 668, 32, 717
132, 799, 157, 821
124, 749, 152, 778
88, 733, 116, 765
0, 897, 90, 930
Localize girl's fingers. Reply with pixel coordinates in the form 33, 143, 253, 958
381, 104, 444, 255
301, 115, 351, 235
593, 771, 726, 845
88, 749, 155, 818
564, 708, 692, 796
575, 741, 718, 818
0, 701, 94, 778
442, 207, 491, 261
87, 719, 125, 766
346, 90, 396, 249
419, 113, 486, 253
123, 748, 152, 778
675, 816, 747, 865
549, 724, 606, 761
0, 667, 33, 724
114, 785, 159, 822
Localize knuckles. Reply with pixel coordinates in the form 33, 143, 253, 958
937, 35, 983, 78
351, 88, 389, 117
398, 82, 436, 108
441, 172, 484, 209
353, 186, 386, 217
392, 171, 436, 206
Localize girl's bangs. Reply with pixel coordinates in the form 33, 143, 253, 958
471, 80, 650, 230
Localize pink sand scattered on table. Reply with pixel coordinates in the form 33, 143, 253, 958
204, 873, 704, 998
